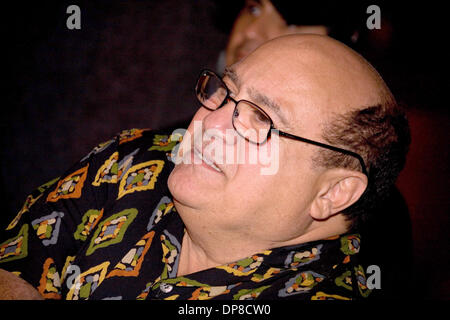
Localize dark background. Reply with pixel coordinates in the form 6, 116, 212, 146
1, 0, 448, 299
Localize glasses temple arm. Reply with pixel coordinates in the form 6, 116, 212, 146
276, 130, 368, 176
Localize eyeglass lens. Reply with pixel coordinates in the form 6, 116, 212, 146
196, 71, 271, 144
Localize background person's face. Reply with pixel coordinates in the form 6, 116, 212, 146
225, 0, 328, 66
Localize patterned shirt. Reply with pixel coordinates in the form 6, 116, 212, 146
0, 129, 372, 300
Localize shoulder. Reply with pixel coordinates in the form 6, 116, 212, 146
80, 128, 182, 166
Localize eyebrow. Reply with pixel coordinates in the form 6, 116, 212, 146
223, 67, 240, 87
247, 88, 290, 128
223, 67, 290, 128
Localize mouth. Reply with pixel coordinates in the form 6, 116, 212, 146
193, 146, 222, 173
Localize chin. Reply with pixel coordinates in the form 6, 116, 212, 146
168, 165, 187, 200
168, 164, 206, 210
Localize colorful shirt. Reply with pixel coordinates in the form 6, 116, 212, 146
0, 129, 372, 300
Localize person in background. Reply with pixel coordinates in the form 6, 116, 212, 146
217, 0, 365, 72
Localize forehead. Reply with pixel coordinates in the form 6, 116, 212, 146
224, 67, 289, 127
231, 46, 328, 135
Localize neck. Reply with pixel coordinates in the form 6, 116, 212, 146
176, 209, 349, 277
177, 227, 269, 277
177, 232, 219, 277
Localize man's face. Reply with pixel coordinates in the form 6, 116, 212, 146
225, 0, 328, 66
168, 38, 334, 243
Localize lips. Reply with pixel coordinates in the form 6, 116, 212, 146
193, 146, 222, 173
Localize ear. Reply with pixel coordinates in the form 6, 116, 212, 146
310, 168, 368, 221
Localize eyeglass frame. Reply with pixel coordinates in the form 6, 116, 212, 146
195, 69, 368, 177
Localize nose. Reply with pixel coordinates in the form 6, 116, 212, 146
202, 99, 234, 131
243, 18, 267, 41
201, 100, 238, 145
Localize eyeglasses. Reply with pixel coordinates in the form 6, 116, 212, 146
195, 69, 368, 176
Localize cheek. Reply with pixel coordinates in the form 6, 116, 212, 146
259, 145, 317, 203
227, 145, 287, 203
263, 20, 287, 39
229, 13, 251, 41
225, 166, 305, 231
225, 16, 252, 62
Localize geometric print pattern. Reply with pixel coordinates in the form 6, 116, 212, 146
148, 134, 179, 152
354, 265, 371, 297
147, 196, 176, 231
340, 234, 361, 256
6, 177, 60, 231
74, 209, 104, 241
80, 139, 115, 163
118, 129, 145, 145
216, 251, 271, 277
6, 194, 43, 231
117, 160, 164, 200
86, 208, 138, 256
106, 231, 155, 279
0, 224, 29, 264
278, 271, 326, 297
66, 262, 110, 300
340, 234, 361, 264
38, 258, 62, 299
232, 285, 271, 300
46, 165, 89, 202
283, 245, 322, 268
31, 211, 64, 246
310, 291, 351, 300
92, 149, 139, 186
160, 229, 182, 280
92, 152, 120, 186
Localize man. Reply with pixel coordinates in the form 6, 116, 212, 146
0, 34, 409, 300
219, 0, 411, 300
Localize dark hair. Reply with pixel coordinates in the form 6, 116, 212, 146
314, 102, 411, 229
